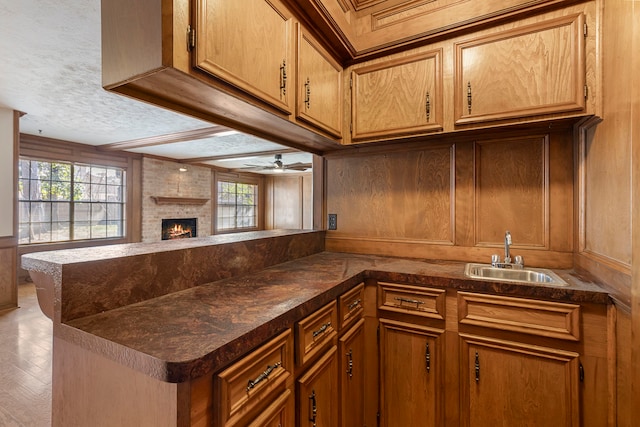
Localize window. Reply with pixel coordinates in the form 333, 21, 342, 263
216, 180, 258, 232
18, 158, 126, 244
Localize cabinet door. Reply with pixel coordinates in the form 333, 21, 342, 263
379, 319, 444, 427
338, 318, 365, 427
297, 345, 339, 427
351, 50, 443, 142
195, 0, 294, 113
297, 25, 343, 138
460, 334, 580, 427
454, 13, 585, 125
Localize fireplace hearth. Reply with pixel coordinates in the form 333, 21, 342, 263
162, 218, 197, 240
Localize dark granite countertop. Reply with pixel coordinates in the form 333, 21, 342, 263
61, 251, 610, 383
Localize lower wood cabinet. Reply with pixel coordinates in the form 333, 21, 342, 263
190, 282, 608, 427
338, 318, 366, 427
460, 334, 580, 427
379, 318, 445, 427
297, 345, 339, 427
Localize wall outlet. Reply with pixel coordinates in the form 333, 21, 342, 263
328, 214, 337, 230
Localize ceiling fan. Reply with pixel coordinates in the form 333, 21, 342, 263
243, 154, 311, 172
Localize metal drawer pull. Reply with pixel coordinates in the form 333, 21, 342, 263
475, 351, 480, 382
394, 297, 425, 309
312, 322, 331, 338
246, 361, 282, 392
348, 298, 361, 311
425, 91, 431, 122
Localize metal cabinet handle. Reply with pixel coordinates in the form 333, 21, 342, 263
312, 321, 331, 338
280, 60, 287, 96
425, 342, 430, 373
394, 297, 425, 309
304, 77, 311, 109
348, 298, 361, 311
425, 91, 431, 122
475, 351, 480, 382
467, 81, 472, 114
309, 390, 317, 427
346, 348, 353, 379
246, 361, 282, 392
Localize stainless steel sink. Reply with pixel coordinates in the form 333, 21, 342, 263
464, 263, 568, 286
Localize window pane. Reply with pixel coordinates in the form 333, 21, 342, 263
106, 220, 123, 237
18, 179, 30, 200
52, 202, 70, 222
51, 181, 71, 201
91, 184, 106, 202
91, 203, 107, 222
107, 185, 123, 202
91, 222, 107, 238
75, 165, 91, 183
107, 168, 123, 185
74, 183, 91, 202
18, 159, 30, 179
91, 167, 107, 184
30, 202, 51, 222
75, 203, 91, 221
29, 223, 51, 243
73, 221, 91, 240
51, 222, 70, 242
107, 203, 122, 220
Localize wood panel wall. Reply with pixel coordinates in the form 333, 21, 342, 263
325, 125, 574, 268
264, 174, 313, 230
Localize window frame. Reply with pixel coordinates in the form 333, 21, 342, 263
18, 134, 141, 253
18, 158, 128, 245
213, 172, 263, 234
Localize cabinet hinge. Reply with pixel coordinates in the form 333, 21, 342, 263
350, 121, 353, 134
579, 362, 584, 383
584, 85, 588, 99
583, 23, 588, 37
350, 77, 353, 89
187, 25, 196, 51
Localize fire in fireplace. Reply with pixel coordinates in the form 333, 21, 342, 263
161, 218, 197, 240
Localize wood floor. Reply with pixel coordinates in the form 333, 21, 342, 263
0, 283, 52, 426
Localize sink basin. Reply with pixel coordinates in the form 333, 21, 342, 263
464, 263, 568, 286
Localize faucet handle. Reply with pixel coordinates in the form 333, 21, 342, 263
491, 254, 501, 266
514, 255, 524, 266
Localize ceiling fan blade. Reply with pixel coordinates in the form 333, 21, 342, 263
284, 162, 312, 171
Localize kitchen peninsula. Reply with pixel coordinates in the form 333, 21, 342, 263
22, 230, 612, 427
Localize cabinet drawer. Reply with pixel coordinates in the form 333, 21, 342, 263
338, 283, 364, 331
246, 388, 293, 427
296, 300, 338, 366
458, 292, 581, 341
215, 329, 293, 427
378, 282, 445, 320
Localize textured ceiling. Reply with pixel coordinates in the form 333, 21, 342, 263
0, 0, 310, 173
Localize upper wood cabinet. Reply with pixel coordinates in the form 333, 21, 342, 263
350, 50, 443, 142
194, 0, 295, 114
296, 25, 343, 138
454, 13, 586, 125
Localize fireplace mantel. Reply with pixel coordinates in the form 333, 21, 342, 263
151, 196, 209, 205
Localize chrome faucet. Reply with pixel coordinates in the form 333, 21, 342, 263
491, 231, 523, 269
504, 230, 512, 264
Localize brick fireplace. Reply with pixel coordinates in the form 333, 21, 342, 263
142, 158, 212, 242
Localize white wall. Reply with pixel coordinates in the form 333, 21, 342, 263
0, 108, 14, 237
